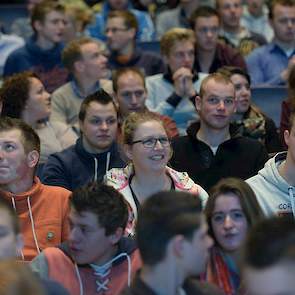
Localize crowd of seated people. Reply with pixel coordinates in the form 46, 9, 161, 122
0, 0, 294, 294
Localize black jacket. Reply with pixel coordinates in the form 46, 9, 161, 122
170, 122, 269, 191
41, 137, 125, 190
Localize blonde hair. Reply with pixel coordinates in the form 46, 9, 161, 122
160, 28, 195, 57
199, 72, 234, 98
122, 112, 166, 145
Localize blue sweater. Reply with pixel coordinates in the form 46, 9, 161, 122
3, 37, 68, 92
41, 137, 126, 191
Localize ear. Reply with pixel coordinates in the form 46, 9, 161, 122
32, 20, 43, 33
27, 150, 39, 168
124, 144, 133, 161
195, 95, 202, 112
284, 129, 290, 147
129, 27, 136, 39
108, 227, 123, 245
170, 235, 185, 258
74, 60, 85, 73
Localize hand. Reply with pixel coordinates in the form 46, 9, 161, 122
173, 67, 196, 97
281, 56, 295, 81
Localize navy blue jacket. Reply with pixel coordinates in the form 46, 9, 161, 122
41, 137, 125, 191
3, 37, 68, 92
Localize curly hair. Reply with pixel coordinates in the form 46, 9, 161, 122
0, 72, 38, 119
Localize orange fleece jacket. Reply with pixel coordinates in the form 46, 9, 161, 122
1, 176, 70, 261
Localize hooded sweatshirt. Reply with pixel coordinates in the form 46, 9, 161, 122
31, 238, 142, 295
107, 165, 208, 235
41, 137, 126, 191
3, 37, 68, 92
246, 152, 295, 217
1, 177, 70, 261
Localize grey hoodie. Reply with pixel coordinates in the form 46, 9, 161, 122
246, 152, 295, 218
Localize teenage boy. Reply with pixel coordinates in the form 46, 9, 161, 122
4, 0, 68, 92
42, 89, 125, 190
31, 182, 141, 295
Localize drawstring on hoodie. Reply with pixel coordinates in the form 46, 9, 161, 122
11, 197, 25, 260
74, 252, 131, 295
11, 196, 40, 259
288, 187, 295, 219
94, 158, 98, 182
94, 152, 111, 183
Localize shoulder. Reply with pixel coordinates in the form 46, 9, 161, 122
40, 183, 71, 198
247, 44, 272, 59
106, 166, 130, 190
52, 82, 72, 96
146, 73, 163, 83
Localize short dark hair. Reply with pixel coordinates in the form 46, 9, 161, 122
190, 6, 220, 29
112, 67, 146, 93
0, 196, 20, 235
0, 117, 40, 155
217, 66, 251, 85
243, 216, 295, 269
136, 191, 202, 266
205, 178, 264, 246
31, 0, 65, 31
269, 0, 295, 19
107, 10, 138, 34
1, 71, 39, 119
70, 182, 129, 236
78, 89, 118, 122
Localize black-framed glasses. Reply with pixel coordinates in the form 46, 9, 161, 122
131, 137, 170, 149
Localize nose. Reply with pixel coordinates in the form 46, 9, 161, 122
153, 139, 164, 150
69, 227, 80, 243
217, 100, 225, 110
223, 214, 234, 229
100, 121, 109, 130
130, 94, 139, 105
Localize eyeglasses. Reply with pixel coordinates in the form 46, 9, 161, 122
131, 137, 170, 149
105, 27, 129, 34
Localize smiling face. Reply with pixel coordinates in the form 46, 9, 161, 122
196, 78, 236, 131
211, 193, 248, 252
68, 208, 119, 265
79, 101, 118, 154
230, 73, 251, 114
125, 120, 171, 174
25, 77, 51, 121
